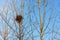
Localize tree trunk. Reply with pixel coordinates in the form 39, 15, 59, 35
19, 24, 23, 40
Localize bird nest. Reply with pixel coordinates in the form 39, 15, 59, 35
15, 15, 23, 24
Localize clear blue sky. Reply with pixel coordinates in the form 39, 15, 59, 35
0, 0, 60, 40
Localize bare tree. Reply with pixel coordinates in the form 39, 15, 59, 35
0, 26, 9, 40
0, 0, 60, 40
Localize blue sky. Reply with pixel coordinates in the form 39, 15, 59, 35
0, 0, 60, 40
